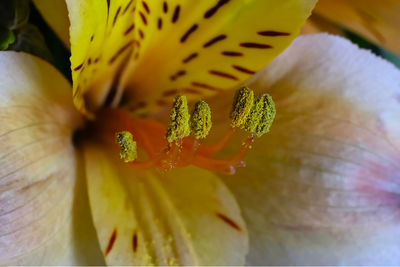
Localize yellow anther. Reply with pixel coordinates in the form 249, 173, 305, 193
115, 131, 137, 163
244, 96, 264, 134
253, 94, 276, 137
190, 100, 212, 139
166, 95, 191, 143
230, 87, 254, 128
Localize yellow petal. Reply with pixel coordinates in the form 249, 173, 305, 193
66, 0, 139, 116
33, 0, 70, 48
213, 34, 400, 264
0, 51, 101, 265
313, 0, 400, 54
66, 0, 317, 115
83, 143, 248, 265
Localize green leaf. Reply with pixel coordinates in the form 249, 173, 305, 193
0, 26, 16, 50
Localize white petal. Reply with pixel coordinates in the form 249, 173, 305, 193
217, 34, 400, 265
313, 0, 400, 54
0, 52, 101, 265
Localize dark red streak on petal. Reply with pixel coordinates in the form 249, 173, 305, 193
109, 41, 134, 64
158, 18, 163, 30
209, 70, 238, 80
172, 5, 180, 23
183, 88, 203, 95
180, 24, 199, 43
139, 11, 148, 25
105, 229, 117, 256
124, 24, 135, 35
163, 1, 168, 13
216, 212, 242, 232
139, 29, 145, 39
183, 52, 198, 63
221, 51, 243, 56
203, 34, 227, 47
232, 65, 256, 75
106, 0, 110, 14
113, 6, 121, 26
240, 42, 273, 49
73, 63, 83, 71
123, 0, 133, 15
170, 70, 186, 81
142, 1, 150, 14
204, 0, 230, 18
191, 82, 223, 92
132, 231, 138, 253
257, 30, 290, 36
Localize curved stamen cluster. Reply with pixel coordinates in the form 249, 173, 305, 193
110, 87, 275, 174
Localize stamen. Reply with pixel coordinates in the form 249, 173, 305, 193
244, 95, 264, 133
165, 95, 191, 143
230, 86, 254, 128
190, 100, 212, 139
184, 100, 212, 162
101, 92, 275, 175
115, 131, 137, 162
225, 94, 275, 168
252, 93, 276, 137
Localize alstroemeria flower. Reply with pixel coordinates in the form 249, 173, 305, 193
33, 0, 400, 56
1, 1, 400, 266
305, 0, 400, 54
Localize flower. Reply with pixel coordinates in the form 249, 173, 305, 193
304, 0, 400, 54
1, 0, 400, 266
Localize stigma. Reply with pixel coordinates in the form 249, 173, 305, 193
106, 87, 275, 175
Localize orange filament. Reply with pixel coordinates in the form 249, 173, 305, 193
96, 108, 253, 175
188, 139, 200, 162
162, 139, 183, 171
200, 127, 235, 155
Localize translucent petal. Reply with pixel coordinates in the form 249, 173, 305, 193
301, 13, 345, 37
83, 143, 248, 266
208, 34, 400, 265
313, 0, 400, 54
33, 0, 70, 48
0, 52, 102, 264
66, 0, 317, 115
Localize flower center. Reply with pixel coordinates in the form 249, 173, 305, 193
92, 87, 275, 175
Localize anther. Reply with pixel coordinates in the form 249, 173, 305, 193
244, 96, 264, 134
190, 100, 212, 139
230, 87, 254, 128
252, 93, 276, 137
165, 95, 191, 143
115, 131, 137, 163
